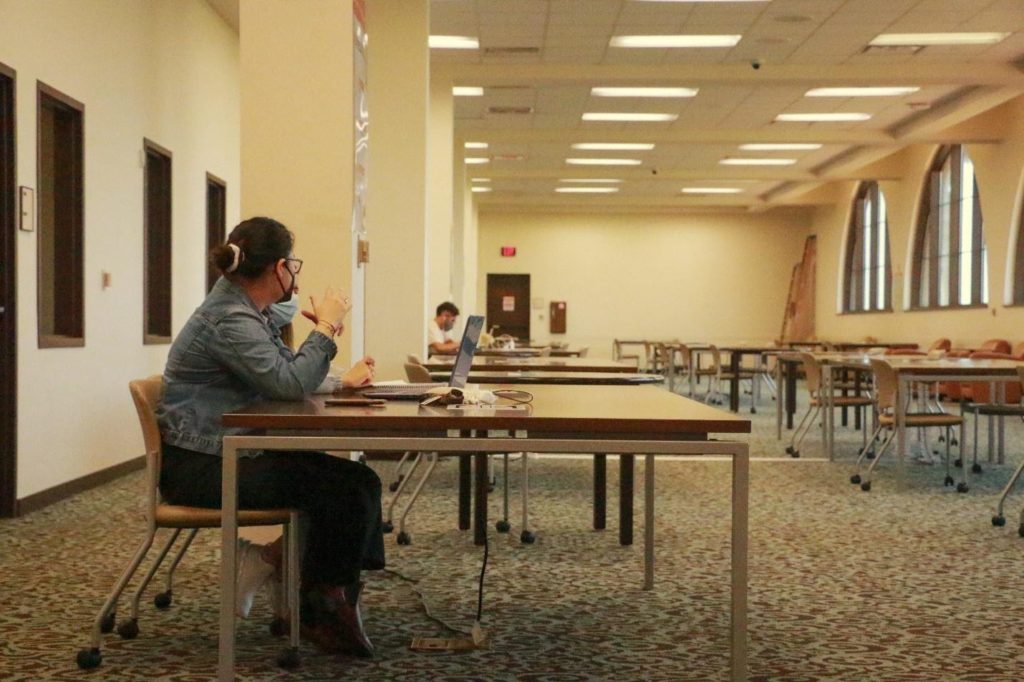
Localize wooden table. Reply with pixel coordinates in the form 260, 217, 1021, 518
429, 370, 662, 385
424, 357, 637, 373
718, 345, 781, 413
217, 386, 750, 681
519, 343, 589, 357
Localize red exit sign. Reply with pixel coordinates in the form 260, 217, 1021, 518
500, 246, 517, 257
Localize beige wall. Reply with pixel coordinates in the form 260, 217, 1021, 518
477, 209, 811, 358
2, 0, 240, 498
809, 96, 1024, 349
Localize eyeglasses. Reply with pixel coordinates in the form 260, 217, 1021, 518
284, 257, 303, 275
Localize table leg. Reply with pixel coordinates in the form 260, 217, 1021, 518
729, 352, 740, 412
643, 454, 655, 590
841, 369, 849, 427
854, 371, 863, 430
474, 453, 489, 545
458, 455, 471, 530
731, 447, 749, 682
785, 360, 797, 429
896, 376, 908, 459
619, 454, 634, 546
775, 358, 783, 440
593, 454, 607, 530
218, 442, 239, 682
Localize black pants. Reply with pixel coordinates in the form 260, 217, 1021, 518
160, 443, 385, 586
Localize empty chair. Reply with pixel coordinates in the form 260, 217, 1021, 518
404, 361, 434, 383
929, 338, 952, 353
850, 359, 963, 492
959, 351, 1023, 473
990, 366, 1024, 532
77, 376, 301, 671
786, 353, 873, 459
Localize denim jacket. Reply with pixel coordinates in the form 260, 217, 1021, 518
157, 277, 337, 455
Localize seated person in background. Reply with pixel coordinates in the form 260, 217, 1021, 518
157, 216, 382, 658
427, 301, 460, 355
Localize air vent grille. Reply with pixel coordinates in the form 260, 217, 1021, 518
488, 106, 534, 115
484, 46, 540, 56
860, 44, 924, 55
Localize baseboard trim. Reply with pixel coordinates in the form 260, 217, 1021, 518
16, 455, 145, 517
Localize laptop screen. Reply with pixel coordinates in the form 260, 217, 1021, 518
448, 315, 484, 388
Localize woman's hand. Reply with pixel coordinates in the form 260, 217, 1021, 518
341, 356, 376, 387
311, 288, 352, 334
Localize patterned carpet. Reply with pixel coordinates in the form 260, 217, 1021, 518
2, 391, 1024, 681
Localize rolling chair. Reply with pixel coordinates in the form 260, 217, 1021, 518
76, 376, 302, 671
990, 366, 1024, 532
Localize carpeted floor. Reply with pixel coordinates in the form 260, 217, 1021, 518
2, 389, 1024, 680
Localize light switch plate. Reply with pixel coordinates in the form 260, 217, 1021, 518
18, 186, 34, 232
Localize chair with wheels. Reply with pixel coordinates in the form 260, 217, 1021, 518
785, 353, 873, 459
990, 366, 1024, 532
959, 351, 1023, 474
76, 376, 302, 671
850, 360, 963, 492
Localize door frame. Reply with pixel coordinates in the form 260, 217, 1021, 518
0, 61, 18, 517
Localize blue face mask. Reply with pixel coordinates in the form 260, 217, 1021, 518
268, 294, 299, 330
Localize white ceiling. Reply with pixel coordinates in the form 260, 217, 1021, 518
432, 0, 1024, 211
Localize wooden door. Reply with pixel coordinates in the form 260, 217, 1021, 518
0, 63, 17, 517
205, 173, 226, 292
486, 273, 530, 340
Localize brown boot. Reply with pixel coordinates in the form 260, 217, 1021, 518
299, 583, 374, 659
333, 582, 374, 659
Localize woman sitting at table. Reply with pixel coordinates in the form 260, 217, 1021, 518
156, 216, 383, 658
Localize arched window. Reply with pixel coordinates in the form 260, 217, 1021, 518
843, 181, 891, 313
1013, 178, 1024, 304
911, 145, 988, 309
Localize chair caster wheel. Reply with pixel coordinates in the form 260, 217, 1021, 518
277, 646, 301, 670
750, 408, 757, 414
850, 474, 861, 484
784, 446, 794, 455
117, 619, 139, 640
397, 532, 412, 545
76, 648, 102, 670
790, 450, 800, 458
971, 463, 982, 474
860, 481, 871, 492
944, 475, 954, 486
992, 515, 1006, 527
269, 617, 288, 637
865, 451, 875, 460
153, 591, 172, 609
954, 458, 963, 468
956, 482, 969, 493
487, 484, 496, 493
382, 521, 393, 533
1018, 523, 1024, 538
951, 438, 959, 446
388, 481, 399, 492
100, 611, 116, 634
520, 530, 536, 544
496, 520, 511, 533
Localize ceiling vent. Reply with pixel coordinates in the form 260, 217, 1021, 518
860, 44, 924, 55
487, 106, 534, 115
484, 46, 541, 56
487, 84, 532, 91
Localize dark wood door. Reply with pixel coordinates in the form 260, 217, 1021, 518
205, 173, 226, 292
486, 273, 530, 340
0, 63, 17, 517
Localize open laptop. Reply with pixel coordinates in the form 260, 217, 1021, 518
359, 314, 484, 399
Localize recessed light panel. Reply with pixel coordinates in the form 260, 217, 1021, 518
566, 158, 643, 166
464, 142, 489, 149
591, 87, 698, 98
555, 187, 620, 193
582, 112, 678, 122
471, 187, 492, 193
870, 32, 1009, 46
464, 157, 490, 164
610, 34, 742, 48
720, 158, 797, 166
681, 187, 744, 194
471, 177, 491, 182
740, 143, 822, 151
572, 143, 655, 151
805, 87, 919, 97
452, 86, 484, 96
429, 35, 479, 49
775, 113, 871, 122
558, 178, 623, 183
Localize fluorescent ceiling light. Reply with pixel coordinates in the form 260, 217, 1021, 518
634, 1, 768, 3
471, 177, 491, 182
720, 158, 796, 166
464, 142, 489, 149
806, 87, 920, 97
681, 187, 744, 194
471, 187, 492, 193
555, 187, 620, 194
566, 158, 642, 166
870, 32, 1009, 46
583, 112, 678, 122
591, 87, 698, 98
464, 157, 490, 164
610, 34, 742, 48
775, 113, 871, 122
429, 35, 479, 49
740, 143, 822, 151
453, 86, 484, 96
572, 143, 655, 151
558, 178, 623, 183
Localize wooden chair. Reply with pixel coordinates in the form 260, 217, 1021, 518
850, 360, 963, 492
76, 376, 302, 671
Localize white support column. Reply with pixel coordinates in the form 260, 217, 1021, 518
239, 0, 356, 368
365, 0, 430, 377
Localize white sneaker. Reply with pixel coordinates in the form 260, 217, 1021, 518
236, 540, 275, 618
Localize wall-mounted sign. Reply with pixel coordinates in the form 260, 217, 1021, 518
500, 246, 517, 257
502, 295, 515, 312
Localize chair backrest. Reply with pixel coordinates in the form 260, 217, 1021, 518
404, 362, 433, 383
929, 338, 952, 352
885, 348, 925, 356
1013, 341, 1024, 359
869, 359, 898, 412
538, 347, 552, 356
966, 351, 1019, 403
798, 352, 821, 394
980, 338, 1011, 354
128, 375, 165, 523
406, 354, 424, 365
